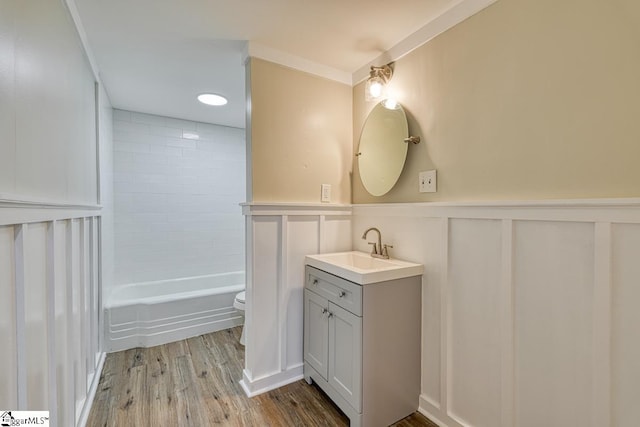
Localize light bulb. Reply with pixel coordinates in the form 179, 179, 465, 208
383, 98, 398, 109
369, 81, 383, 98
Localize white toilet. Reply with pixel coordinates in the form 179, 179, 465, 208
233, 291, 246, 345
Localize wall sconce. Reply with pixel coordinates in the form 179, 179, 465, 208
365, 63, 393, 101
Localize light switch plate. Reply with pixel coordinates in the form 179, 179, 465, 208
321, 184, 331, 202
419, 170, 437, 193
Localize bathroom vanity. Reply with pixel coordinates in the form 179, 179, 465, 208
304, 252, 423, 427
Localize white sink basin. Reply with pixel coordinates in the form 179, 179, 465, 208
305, 251, 423, 285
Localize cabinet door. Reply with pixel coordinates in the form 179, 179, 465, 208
328, 302, 362, 411
304, 289, 329, 380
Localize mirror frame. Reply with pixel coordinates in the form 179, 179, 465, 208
357, 100, 409, 196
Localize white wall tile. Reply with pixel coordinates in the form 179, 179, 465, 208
130, 111, 166, 126
114, 182, 150, 194
149, 145, 182, 156
114, 120, 150, 134
113, 151, 135, 163
166, 137, 196, 149
112, 109, 131, 122
114, 130, 158, 144
113, 142, 150, 154
165, 117, 197, 131
149, 126, 182, 138
131, 152, 168, 165
113, 111, 246, 285
195, 122, 223, 134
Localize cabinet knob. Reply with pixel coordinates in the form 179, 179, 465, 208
338, 291, 346, 298
327, 312, 334, 318
321, 308, 328, 314
312, 279, 318, 285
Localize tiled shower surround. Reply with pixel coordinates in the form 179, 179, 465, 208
112, 109, 245, 285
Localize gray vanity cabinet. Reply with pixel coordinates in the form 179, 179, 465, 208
304, 289, 330, 377
327, 301, 362, 409
304, 269, 363, 411
303, 265, 421, 427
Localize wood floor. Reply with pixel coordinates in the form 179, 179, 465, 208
87, 327, 438, 427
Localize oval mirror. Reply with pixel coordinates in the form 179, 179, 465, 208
357, 100, 409, 196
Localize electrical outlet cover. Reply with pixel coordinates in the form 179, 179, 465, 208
419, 170, 437, 193
321, 184, 331, 202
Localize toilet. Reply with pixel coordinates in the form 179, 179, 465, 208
233, 291, 246, 345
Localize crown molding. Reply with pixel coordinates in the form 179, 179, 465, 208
242, 42, 352, 85
352, 0, 499, 84
242, 0, 499, 86
63, 0, 102, 82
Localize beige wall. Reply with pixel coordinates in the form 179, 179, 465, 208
353, 0, 640, 203
249, 58, 352, 204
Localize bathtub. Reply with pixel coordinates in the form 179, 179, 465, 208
105, 272, 245, 351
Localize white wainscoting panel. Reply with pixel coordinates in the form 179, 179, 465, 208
90, 218, 100, 370
248, 217, 281, 383
352, 199, 640, 427
611, 223, 640, 427
24, 222, 49, 410
448, 219, 502, 427
514, 221, 594, 427
0, 203, 104, 427
286, 217, 320, 371
0, 225, 17, 408
421, 218, 444, 410
241, 203, 351, 396
322, 216, 352, 253
54, 219, 73, 427
70, 219, 86, 416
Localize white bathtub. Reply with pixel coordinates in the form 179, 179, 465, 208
105, 272, 245, 351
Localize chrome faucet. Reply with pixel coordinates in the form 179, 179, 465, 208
361, 227, 393, 259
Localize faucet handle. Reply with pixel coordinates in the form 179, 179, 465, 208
381, 244, 393, 258
367, 242, 378, 255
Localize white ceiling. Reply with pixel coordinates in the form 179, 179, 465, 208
73, 0, 468, 128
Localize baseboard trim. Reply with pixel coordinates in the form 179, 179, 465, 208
418, 399, 450, 427
239, 364, 304, 397
77, 352, 106, 427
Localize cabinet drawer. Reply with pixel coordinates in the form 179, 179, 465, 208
306, 266, 362, 316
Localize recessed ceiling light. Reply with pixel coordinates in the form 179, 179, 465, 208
197, 93, 228, 106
